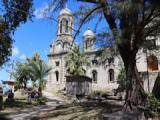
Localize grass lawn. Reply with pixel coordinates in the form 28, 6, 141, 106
0, 91, 37, 116
0, 90, 123, 120
32, 100, 123, 120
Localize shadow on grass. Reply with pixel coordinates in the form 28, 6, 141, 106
29, 101, 122, 120
0, 99, 33, 119
4, 100, 32, 109
0, 97, 58, 120
0, 116, 10, 120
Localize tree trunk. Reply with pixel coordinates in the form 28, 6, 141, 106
118, 45, 147, 111
38, 87, 42, 97
152, 73, 160, 99
123, 65, 146, 111
23, 82, 27, 90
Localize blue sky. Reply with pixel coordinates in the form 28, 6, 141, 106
0, 0, 107, 81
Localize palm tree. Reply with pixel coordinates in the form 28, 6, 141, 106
66, 46, 89, 76
12, 53, 52, 96
27, 54, 52, 96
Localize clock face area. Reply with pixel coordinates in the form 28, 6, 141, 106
56, 43, 62, 52
57, 43, 61, 49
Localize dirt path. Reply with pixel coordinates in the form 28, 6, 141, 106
6, 91, 64, 120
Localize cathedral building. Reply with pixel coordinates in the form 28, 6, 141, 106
46, 7, 160, 92
46, 7, 120, 92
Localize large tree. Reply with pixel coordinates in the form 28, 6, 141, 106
49, 0, 160, 111
0, 0, 33, 67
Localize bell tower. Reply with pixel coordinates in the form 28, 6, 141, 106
58, 7, 73, 36
49, 6, 74, 54
53, 6, 74, 53
83, 28, 95, 52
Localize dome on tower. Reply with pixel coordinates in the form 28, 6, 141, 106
83, 28, 95, 38
59, 7, 72, 16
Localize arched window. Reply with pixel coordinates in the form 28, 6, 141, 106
86, 40, 90, 49
109, 69, 114, 82
60, 21, 63, 33
92, 70, 97, 83
65, 20, 68, 33
147, 55, 159, 72
85, 41, 88, 49
63, 42, 69, 51
55, 71, 59, 82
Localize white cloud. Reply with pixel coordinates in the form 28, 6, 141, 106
34, 3, 54, 19
19, 54, 26, 60
12, 47, 19, 57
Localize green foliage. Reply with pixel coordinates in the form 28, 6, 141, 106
147, 93, 160, 111
2, 0, 34, 31
0, 0, 33, 67
12, 53, 52, 92
141, 93, 160, 118
35, 97, 48, 105
27, 53, 52, 93
11, 61, 31, 89
66, 46, 89, 76
88, 90, 109, 99
116, 67, 128, 92
0, 19, 12, 67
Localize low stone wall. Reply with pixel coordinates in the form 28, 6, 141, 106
66, 76, 92, 96
45, 82, 65, 93
92, 83, 118, 92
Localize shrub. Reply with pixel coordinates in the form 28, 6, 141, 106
115, 68, 129, 94
87, 91, 109, 99
36, 97, 48, 105
147, 94, 160, 110
141, 93, 160, 118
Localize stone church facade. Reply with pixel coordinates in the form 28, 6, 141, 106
46, 7, 160, 92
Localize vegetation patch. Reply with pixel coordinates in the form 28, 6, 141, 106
35, 97, 48, 105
